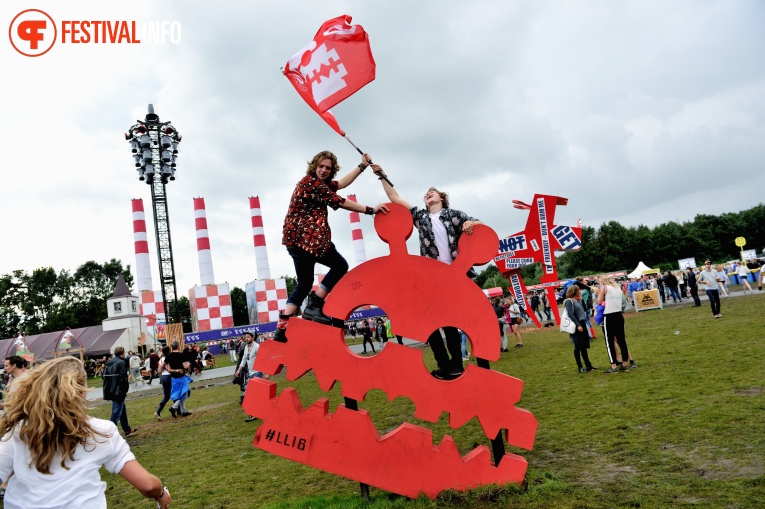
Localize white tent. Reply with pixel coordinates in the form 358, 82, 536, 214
627, 261, 656, 278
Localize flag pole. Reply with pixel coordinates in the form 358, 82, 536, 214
343, 134, 394, 187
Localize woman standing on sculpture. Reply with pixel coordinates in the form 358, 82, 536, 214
0, 357, 171, 508
597, 276, 632, 374
274, 151, 389, 342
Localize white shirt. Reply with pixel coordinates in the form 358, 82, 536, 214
698, 269, 720, 290
603, 285, 623, 314
0, 418, 135, 509
738, 264, 749, 277
429, 212, 453, 264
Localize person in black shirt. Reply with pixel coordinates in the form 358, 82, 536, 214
165, 341, 191, 418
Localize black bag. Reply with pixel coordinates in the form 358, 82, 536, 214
232, 363, 247, 386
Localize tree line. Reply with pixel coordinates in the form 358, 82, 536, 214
3, 205, 760, 337
0, 258, 298, 338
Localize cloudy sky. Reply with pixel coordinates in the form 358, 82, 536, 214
2, 1, 764, 296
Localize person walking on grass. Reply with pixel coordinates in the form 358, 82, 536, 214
698, 260, 722, 318
597, 277, 632, 374
154, 346, 172, 421
686, 266, 701, 306
235, 333, 266, 422
0, 357, 171, 509
360, 320, 375, 354
737, 262, 753, 293
564, 286, 597, 373
504, 296, 524, 349
165, 341, 192, 418
102, 347, 137, 437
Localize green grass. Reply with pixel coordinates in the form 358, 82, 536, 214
87, 293, 764, 508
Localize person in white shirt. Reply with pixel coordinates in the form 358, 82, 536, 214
0, 357, 171, 509
737, 261, 752, 293
234, 332, 265, 422
373, 165, 482, 381
697, 260, 722, 318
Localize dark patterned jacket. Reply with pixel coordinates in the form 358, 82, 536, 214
409, 206, 478, 275
282, 176, 345, 257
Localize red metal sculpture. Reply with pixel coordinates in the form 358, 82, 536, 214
244, 203, 537, 499
495, 195, 582, 327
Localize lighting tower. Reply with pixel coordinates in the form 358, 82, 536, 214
125, 104, 182, 324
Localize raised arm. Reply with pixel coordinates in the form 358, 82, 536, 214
371, 165, 411, 209
336, 153, 373, 190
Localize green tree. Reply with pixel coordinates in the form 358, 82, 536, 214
230, 286, 249, 326
175, 296, 192, 333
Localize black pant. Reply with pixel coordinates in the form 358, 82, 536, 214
602, 312, 629, 365
427, 327, 463, 371
287, 243, 349, 307
156, 375, 172, 415
572, 330, 593, 370
706, 289, 720, 315
395, 335, 404, 344
689, 285, 701, 305
362, 336, 375, 353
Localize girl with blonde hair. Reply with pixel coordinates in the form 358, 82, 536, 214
597, 276, 632, 374
0, 357, 171, 508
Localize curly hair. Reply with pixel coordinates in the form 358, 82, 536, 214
425, 187, 449, 209
0, 357, 109, 474
306, 151, 340, 181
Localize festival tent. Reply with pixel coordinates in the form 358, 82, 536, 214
0, 325, 128, 361
628, 261, 657, 278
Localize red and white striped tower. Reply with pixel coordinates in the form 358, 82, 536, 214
131, 199, 153, 292
193, 197, 215, 286
347, 194, 367, 266
249, 196, 272, 280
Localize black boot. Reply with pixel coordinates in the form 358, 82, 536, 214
273, 313, 293, 343
302, 291, 332, 325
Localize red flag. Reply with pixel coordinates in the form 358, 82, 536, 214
284, 15, 376, 135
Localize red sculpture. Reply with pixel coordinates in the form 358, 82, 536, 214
244, 203, 537, 499
494, 195, 582, 327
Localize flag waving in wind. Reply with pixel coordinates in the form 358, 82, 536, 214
283, 15, 376, 135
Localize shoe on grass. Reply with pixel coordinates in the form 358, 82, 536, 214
578, 368, 587, 373
604, 367, 620, 374
587, 366, 598, 372
619, 364, 630, 371
629, 360, 637, 368
125, 428, 138, 437
154, 412, 162, 422
169, 407, 177, 418
245, 415, 257, 422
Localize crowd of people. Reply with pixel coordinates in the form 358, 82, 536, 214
0, 145, 761, 505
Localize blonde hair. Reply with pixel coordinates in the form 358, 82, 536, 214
0, 357, 108, 474
598, 276, 617, 287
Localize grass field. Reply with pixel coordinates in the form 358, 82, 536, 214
84, 291, 764, 508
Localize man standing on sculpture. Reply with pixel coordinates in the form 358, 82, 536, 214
373, 165, 482, 380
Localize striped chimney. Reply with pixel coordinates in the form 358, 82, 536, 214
250, 196, 272, 280
193, 197, 215, 286
347, 194, 367, 265
131, 199, 153, 292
